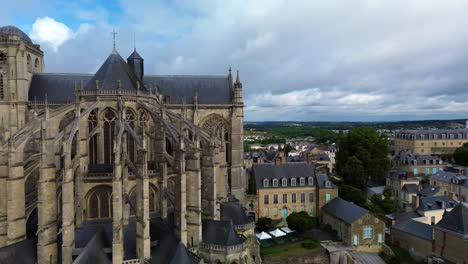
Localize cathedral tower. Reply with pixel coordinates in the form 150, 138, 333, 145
127, 48, 144, 80
0, 26, 43, 138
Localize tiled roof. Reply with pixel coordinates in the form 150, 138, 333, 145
392, 219, 433, 241
322, 197, 369, 224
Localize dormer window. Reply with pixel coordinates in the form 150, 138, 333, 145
273, 179, 278, 187
308, 177, 314, 185
300, 177, 305, 186
282, 178, 287, 187
263, 179, 269, 187
325, 181, 331, 188
291, 178, 297, 186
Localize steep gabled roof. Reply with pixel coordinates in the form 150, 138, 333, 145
436, 202, 468, 237
322, 197, 369, 224
85, 50, 140, 90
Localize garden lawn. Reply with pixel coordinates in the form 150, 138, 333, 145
261, 239, 320, 261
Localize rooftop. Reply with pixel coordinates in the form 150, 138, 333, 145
322, 197, 369, 224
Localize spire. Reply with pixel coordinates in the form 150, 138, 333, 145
235, 70, 241, 85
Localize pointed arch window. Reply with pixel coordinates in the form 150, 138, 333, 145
27, 54, 32, 72
103, 109, 116, 164
34, 58, 40, 72
88, 110, 98, 164
87, 186, 112, 219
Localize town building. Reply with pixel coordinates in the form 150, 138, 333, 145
433, 202, 468, 263
252, 162, 337, 221
322, 198, 385, 253
0, 25, 256, 263
390, 219, 433, 259
386, 170, 420, 208
393, 151, 445, 176
431, 170, 468, 202
394, 129, 468, 156
413, 196, 457, 225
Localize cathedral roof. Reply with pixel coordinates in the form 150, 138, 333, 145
0, 25, 33, 44
128, 48, 143, 60
84, 49, 141, 90
221, 198, 252, 226
28, 49, 233, 104
202, 219, 245, 246
144, 75, 231, 104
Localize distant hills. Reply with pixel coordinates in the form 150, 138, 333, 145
245, 119, 467, 130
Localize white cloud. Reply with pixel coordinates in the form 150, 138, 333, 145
337, 94, 382, 105
29, 17, 90, 52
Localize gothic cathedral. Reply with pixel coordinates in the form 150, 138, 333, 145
0, 25, 260, 264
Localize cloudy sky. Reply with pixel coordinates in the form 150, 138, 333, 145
3, 0, 468, 121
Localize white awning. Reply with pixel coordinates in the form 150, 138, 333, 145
256, 231, 272, 240
269, 229, 287, 237
280, 227, 295, 234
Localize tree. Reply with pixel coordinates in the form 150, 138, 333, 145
339, 184, 366, 206
256, 217, 272, 232
286, 212, 318, 233
454, 143, 468, 166
367, 194, 398, 219
336, 127, 392, 188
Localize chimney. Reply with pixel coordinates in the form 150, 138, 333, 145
412, 195, 420, 210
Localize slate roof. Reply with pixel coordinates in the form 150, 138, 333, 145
202, 219, 245, 246
29, 73, 93, 102
74, 228, 111, 264
418, 185, 440, 197
0, 25, 32, 43
322, 197, 369, 224
386, 211, 421, 224
418, 196, 458, 212
316, 174, 337, 189
315, 153, 331, 161
392, 219, 433, 241
435, 202, 468, 237
144, 75, 231, 104
253, 162, 315, 189
27, 49, 233, 104
432, 170, 458, 183
127, 49, 143, 60
221, 197, 252, 226
84, 50, 140, 90
0, 238, 37, 264
396, 129, 468, 140
402, 184, 418, 193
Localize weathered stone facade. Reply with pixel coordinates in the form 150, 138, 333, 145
0, 26, 257, 264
